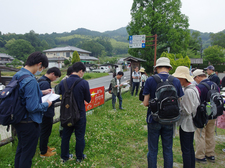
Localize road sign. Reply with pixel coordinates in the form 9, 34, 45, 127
129, 35, 146, 48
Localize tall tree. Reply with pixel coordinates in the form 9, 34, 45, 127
203, 45, 225, 65
72, 51, 80, 64
127, 0, 190, 72
7, 39, 35, 61
188, 31, 202, 56
210, 32, 225, 48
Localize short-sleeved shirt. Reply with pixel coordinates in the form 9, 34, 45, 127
143, 73, 184, 123
132, 71, 141, 82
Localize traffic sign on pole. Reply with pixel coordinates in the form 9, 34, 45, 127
129, 35, 146, 48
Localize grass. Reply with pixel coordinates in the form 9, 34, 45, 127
1, 92, 225, 167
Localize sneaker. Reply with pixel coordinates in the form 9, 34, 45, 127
205, 156, 215, 163
195, 157, 207, 164
222, 149, 225, 152
119, 107, 125, 110
40, 151, 56, 158
61, 154, 73, 163
47, 146, 56, 152
76, 154, 87, 162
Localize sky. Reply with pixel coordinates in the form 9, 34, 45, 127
0, 0, 224, 35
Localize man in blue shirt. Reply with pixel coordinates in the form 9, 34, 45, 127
193, 69, 220, 163
59, 62, 91, 162
143, 57, 184, 168
38, 67, 61, 158
13, 52, 52, 168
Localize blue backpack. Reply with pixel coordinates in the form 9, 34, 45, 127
0, 75, 30, 128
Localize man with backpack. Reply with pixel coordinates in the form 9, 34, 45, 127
58, 62, 91, 163
204, 65, 220, 87
193, 69, 220, 163
143, 57, 184, 168
38, 67, 61, 158
110, 71, 124, 110
12, 52, 52, 168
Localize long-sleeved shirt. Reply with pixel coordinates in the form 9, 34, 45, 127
179, 84, 199, 132
14, 68, 49, 124
59, 75, 91, 118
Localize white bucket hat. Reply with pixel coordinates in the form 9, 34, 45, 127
192, 69, 206, 78
172, 66, 193, 82
154, 57, 173, 69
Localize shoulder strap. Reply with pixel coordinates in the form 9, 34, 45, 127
70, 78, 83, 90
63, 79, 69, 92
201, 82, 210, 90
168, 75, 174, 82
152, 74, 163, 84
18, 74, 30, 82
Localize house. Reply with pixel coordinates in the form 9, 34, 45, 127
43, 46, 98, 68
0, 53, 14, 65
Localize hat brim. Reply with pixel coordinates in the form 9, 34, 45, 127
172, 72, 194, 82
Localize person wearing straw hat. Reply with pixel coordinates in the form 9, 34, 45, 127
143, 57, 184, 168
139, 68, 148, 102
193, 69, 220, 163
172, 66, 199, 168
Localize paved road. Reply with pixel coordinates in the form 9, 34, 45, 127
88, 71, 130, 89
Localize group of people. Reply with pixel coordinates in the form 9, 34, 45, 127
142, 57, 221, 168
12, 52, 91, 168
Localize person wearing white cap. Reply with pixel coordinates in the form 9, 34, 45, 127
139, 68, 148, 102
193, 69, 220, 163
172, 66, 199, 168
143, 57, 184, 168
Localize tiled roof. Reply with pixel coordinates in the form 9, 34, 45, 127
0, 53, 14, 59
80, 56, 98, 61
43, 46, 91, 54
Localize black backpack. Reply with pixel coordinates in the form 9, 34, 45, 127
60, 78, 83, 127
149, 74, 180, 125
0, 75, 30, 129
108, 78, 116, 94
191, 88, 208, 128
201, 82, 224, 119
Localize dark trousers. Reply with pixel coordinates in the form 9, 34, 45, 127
112, 92, 122, 109
179, 126, 195, 168
39, 116, 53, 154
61, 117, 86, 160
14, 122, 40, 168
132, 82, 140, 96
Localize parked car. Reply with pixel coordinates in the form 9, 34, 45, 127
92, 66, 110, 73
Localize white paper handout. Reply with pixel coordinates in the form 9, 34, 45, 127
42, 90, 60, 103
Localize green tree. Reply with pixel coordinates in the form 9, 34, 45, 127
160, 52, 191, 74
188, 31, 202, 56
77, 40, 105, 56
7, 39, 35, 61
210, 32, 225, 48
64, 59, 70, 66
127, 0, 190, 73
8, 58, 23, 67
203, 45, 225, 65
72, 51, 80, 64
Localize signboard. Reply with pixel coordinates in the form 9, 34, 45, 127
85, 86, 105, 111
129, 35, 146, 48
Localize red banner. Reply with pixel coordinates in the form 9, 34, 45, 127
85, 86, 105, 111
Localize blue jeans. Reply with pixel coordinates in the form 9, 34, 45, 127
132, 82, 140, 96
14, 122, 40, 168
147, 122, 173, 168
61, 117, 86, 160
179, 126, 195, 168
112, 92, 122, 109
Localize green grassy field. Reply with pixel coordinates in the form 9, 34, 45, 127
0, 92, 225, 167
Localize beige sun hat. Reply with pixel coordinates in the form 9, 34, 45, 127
172, 66, 193, 82
192, 69, 205, 78
139, 68, 145, 73
154, 57, 173, 69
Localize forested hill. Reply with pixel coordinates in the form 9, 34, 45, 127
0, 26, 223, 62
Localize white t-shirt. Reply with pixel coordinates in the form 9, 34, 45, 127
117, 79, 120, 93
132, 71, 141, 82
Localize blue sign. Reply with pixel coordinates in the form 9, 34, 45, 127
129, 35, 146, 48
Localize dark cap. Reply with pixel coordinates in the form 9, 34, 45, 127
204, 65, 215, 71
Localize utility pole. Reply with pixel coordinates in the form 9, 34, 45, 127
145, 34, 157, 66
